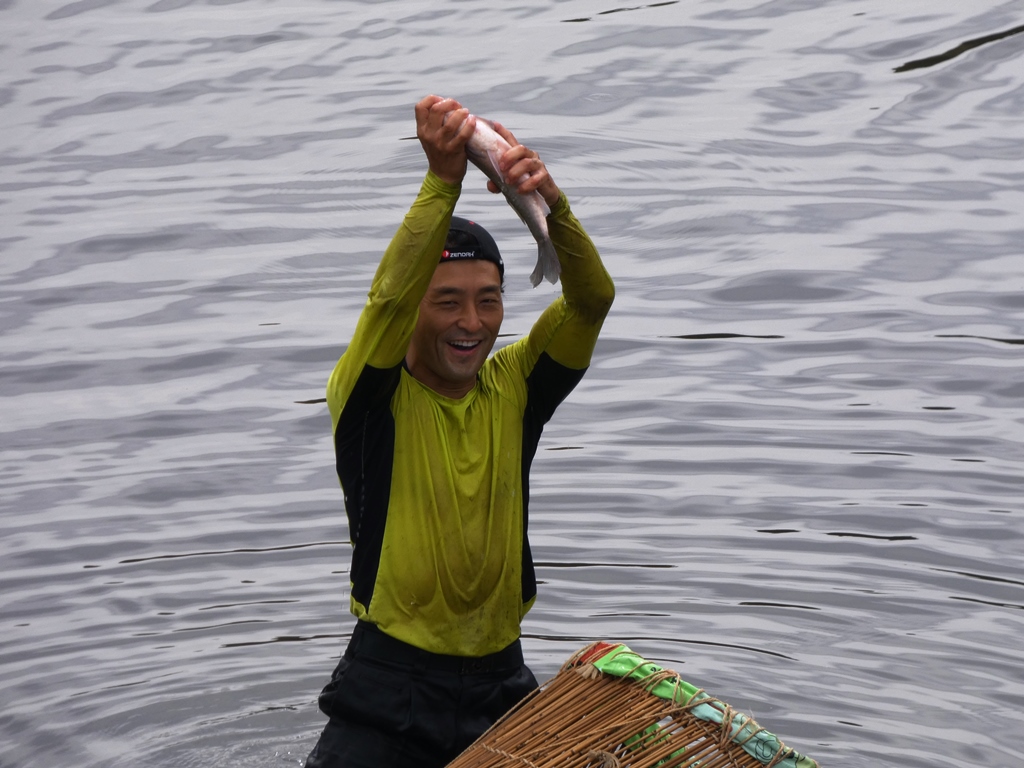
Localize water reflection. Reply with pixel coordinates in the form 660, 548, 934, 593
3, 0, 1024, 766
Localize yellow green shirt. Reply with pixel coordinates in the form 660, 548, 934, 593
327, 171, 613, 656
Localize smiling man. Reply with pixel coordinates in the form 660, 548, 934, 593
304, 95, 614, 768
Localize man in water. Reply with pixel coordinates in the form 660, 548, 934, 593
304, 95, 614, 768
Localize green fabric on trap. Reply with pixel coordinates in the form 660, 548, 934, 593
589, 645, 818, 768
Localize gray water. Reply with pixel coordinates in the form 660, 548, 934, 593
2, 1, 1023, 766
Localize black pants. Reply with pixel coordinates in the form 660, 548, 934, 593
304, 622, 538, 768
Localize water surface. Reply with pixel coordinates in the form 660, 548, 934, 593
2, 1, 1023, 766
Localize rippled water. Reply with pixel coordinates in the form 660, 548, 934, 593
3, 1, 1023, 766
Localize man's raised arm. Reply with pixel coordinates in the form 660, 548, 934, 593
326, 96, 479, 423
486, 122, 614, 370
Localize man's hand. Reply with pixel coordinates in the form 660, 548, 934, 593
416, 95, 476, 186
486, 121, 561, 209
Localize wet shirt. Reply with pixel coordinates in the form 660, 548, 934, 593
327, 171, 613, 657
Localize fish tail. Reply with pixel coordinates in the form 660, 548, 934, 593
531, 238, 561, 287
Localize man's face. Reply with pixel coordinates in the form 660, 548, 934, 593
406, 259, 504, 398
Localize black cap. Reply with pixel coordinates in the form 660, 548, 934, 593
440, 216, 504, 280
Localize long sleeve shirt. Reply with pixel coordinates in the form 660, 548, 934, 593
326, 171, 614, 656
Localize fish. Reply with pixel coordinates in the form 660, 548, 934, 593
464, 117, 560, 287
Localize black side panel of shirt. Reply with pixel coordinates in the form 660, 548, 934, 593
335, 363, 401, 612
520, 352, 588, 605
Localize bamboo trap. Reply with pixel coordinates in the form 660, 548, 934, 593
448, 642, 818, 768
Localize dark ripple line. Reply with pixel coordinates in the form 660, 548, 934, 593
222, 632, 346, 649
198, 599, 300, 612
525, 633, 795, 661
936, 334, 1024, 346
932, 568, 1024, 589
894, 23, 1024, 73
738, 601, 820, 611
118, 541, 346, 565
852, 451, 912, 457
825, 532, 917, 542
949, 596, 1024, 610
172, 619, 272, 634
536, 561, 675, 569
563, 1, 679, 23
70, 671, 177, 698
662, 333, 785, 340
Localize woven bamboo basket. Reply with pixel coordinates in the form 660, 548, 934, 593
448, 642, 818, 768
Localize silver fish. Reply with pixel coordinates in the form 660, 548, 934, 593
464, 117, 560, 287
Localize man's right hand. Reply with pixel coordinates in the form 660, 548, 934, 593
415, 95, 476, 186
